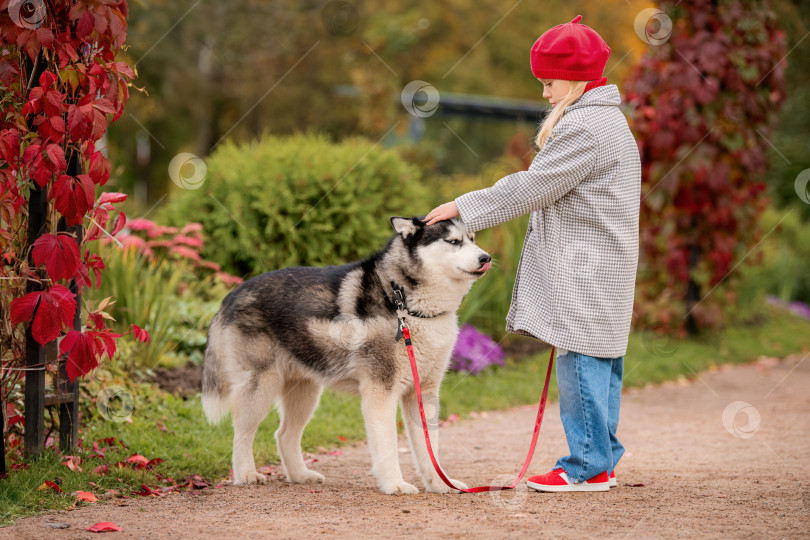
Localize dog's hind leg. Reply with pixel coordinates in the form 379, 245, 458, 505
231, 374, 278, 485
401, 385, 468, 494
275, 378, 325, 484
361, 386, 418, 494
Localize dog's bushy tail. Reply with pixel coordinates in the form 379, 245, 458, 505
201, 317, 230, 424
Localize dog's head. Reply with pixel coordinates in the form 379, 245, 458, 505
389, 216, 491, 281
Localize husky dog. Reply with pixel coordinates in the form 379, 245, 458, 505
202, 217, 491, 494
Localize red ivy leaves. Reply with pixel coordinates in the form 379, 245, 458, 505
131, 324, 150, 344
32, 233, 80, 281
61, 327, 122, 382
75, 251, 105, 290
2, 0, 137, 381
86, 191, 127, 241
60, 330, 97, 382
51, 174, 94, 225
67, 96, 113, 141
10, 284, 77, 345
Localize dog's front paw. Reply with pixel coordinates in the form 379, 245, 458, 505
380, 480, 419, 495
233, 471, 267, 485
426, 477, 468, 494
287, 469, 325, 484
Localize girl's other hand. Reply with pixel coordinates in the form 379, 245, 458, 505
423, 201, 459, 226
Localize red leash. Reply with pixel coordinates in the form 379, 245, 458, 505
401, 324, 555, 493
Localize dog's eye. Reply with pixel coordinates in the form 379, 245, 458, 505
445, 239, 461, 246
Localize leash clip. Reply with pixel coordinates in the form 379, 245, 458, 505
395, 316, 408, 341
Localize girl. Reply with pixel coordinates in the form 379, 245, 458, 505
424, 15, 641, 492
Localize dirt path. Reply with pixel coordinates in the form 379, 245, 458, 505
5, 354, 810, 539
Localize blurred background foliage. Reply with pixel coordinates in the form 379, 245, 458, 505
107, 0, 650, 204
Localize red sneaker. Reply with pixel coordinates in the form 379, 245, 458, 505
609, 470, 617, 488
527, 469, 610, 492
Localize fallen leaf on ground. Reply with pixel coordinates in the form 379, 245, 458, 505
338, 436, 346, 442
127, 454, 149, 466
62, 456, 82, 472
38, 480, 63, 493
75, 491, 98, 502
623, 483, 645, 487
87, 522, 122, 532
133, 484, 162, 497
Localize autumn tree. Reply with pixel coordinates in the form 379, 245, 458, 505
625, 0, 788, 333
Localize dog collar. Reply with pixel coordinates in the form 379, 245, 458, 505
389, 281, 446, 320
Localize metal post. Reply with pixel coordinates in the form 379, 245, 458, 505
23, 183, 47, 457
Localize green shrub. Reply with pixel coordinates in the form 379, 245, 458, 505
738, 204, 810, 310
158, 133, 434, 276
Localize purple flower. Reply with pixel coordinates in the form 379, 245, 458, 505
450, 325, 506, 375
766, 295, 810, 320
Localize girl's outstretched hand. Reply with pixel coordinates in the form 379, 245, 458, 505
423, 201, 459, 226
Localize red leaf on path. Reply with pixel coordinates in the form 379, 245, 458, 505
60, 330, 99, 382
127, 454, 149, 466
52, 174, 95, 225
76, 490, 97, 502
189, 475, 209, 489
131, 324, 150, 344
338, 436, 346, 442
326, 450, 342, 456
32, 233, 80, 281
87, 522, 121, 532
310, 490, 322, 493
133, 484, 161, 497
10, 285, 77, 345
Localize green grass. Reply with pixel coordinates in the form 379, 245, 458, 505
2, 307, 808, 525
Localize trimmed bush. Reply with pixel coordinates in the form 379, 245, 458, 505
158, 133, 433, 275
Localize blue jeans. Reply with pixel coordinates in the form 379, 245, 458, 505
553, 350, 624, 482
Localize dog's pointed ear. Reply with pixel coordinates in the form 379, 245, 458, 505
390, 216, 423, 238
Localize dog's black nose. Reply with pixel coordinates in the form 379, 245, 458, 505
479, 254, 491, 265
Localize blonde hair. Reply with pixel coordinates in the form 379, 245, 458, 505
534, 80, 588, 150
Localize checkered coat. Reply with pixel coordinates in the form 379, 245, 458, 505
455, 84, 641, 358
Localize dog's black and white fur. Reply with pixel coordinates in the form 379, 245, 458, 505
202, 217, 491, 494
